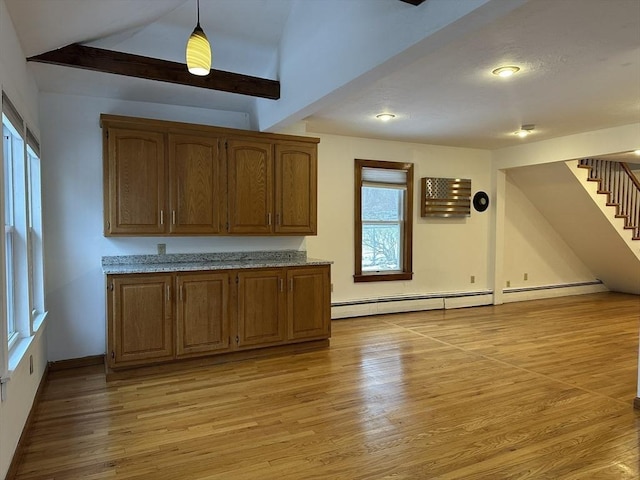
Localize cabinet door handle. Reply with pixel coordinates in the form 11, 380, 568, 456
172, 210, 176, 225
166, 285, 171, 302
160, 210, 164, 225
267, 213, 272, 226
279, 278, 284, 292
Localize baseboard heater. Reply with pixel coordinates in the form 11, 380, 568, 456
502, 280, 606, 302
331, 290, 493, 319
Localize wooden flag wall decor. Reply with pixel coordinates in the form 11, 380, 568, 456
420, 177, 471, 217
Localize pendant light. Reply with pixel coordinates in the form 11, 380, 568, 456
186, 0, 211, 76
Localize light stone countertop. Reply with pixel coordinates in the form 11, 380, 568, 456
102, 250, 332, 275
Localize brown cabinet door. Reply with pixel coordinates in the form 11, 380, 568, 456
227, 139, 274, 234
275, 142, 317, 235
176, 273, 230, 357
237, 270, 286, 347
287, 266, 331, 341
108, 274, 174, 367
106, 128, 166, 234
168, 134, 224, 234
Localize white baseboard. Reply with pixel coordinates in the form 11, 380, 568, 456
502, 281, 608, 303
331, 282, 609, 319
331, 291, 493, 319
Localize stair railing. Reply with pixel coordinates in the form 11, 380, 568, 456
578, 158, 640, 240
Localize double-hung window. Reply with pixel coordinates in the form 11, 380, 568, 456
354, 159, 413, 282
2, 92, 46, 361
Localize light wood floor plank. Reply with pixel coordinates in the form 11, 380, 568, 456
14, 292, 640, 479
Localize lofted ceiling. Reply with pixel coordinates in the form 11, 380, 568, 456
5, 0, 640, 150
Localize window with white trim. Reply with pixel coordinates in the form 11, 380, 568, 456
2, 92, 46, 360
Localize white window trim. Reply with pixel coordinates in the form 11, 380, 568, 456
1, 99, 48, 385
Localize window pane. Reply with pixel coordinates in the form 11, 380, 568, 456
3, 126, 12, 224
362, 186, 403, 221
3, 124, 16, 341
27, 148, 44, 320
5, 228, 15, 341
362, 223, 401, 271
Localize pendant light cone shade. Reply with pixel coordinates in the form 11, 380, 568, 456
186, 23, 211, 76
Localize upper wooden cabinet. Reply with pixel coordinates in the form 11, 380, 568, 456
168, 134, 224, 234
275, 142, 317, 235
101, 114, 319, 237
227, 138, 274, 234
105, 128, 166, 234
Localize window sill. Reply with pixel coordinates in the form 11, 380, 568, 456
8, 335, 34, 374
354, 272, 413, 283
6, 311, 48, 378
33, 311, 48, 333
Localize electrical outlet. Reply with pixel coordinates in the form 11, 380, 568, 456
29, 355, 33, 374
524, 273, 528, 281
470, 275, 475, 284
506, 280, 511, 288
157, 243, 166, 255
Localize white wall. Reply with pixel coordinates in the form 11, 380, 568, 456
305, 132, 494, 302
503, 174, 597, 289
39, 92, 306, 362
0, 0, 46, 477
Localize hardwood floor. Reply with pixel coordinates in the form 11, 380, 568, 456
14, 292, 640, 479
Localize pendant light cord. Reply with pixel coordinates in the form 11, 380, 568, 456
197, 0, 200, 25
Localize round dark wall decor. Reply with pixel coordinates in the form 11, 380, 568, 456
473, 191, 490, 212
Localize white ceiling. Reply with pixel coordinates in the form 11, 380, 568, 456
5, 0, 640, 150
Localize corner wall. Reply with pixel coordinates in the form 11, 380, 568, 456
0, 0, 47, 477
503, 173, 599, 289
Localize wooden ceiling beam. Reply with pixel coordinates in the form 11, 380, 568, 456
399, 0, 427, 5
27, 44, 280, 100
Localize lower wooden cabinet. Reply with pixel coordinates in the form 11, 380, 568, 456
237, 269, 286, 348
287, 267, 331, 341
176, 272, 230, 357
107, 274, 174, 368
106, 264, 331, 370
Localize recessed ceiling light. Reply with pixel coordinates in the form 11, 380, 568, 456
492, 66, 520, 78
514, 124, 535, 137
376, 113, 396, 121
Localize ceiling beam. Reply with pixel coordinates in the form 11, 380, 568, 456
27, 44, 280, 100
399, 0, 427, 5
